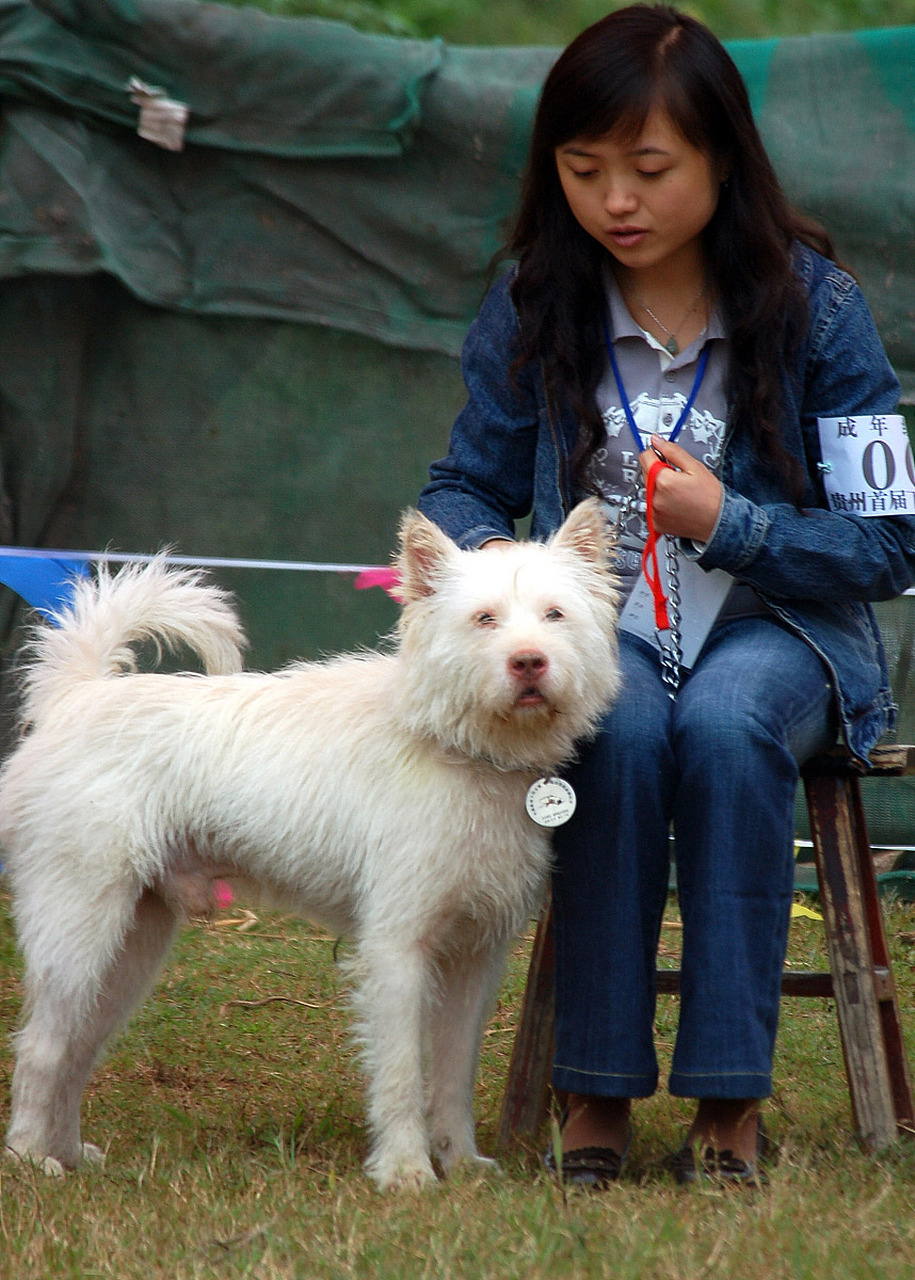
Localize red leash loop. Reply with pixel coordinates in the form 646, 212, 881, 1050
643, 457, 672, 632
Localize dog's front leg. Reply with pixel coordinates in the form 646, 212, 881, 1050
425, 939, 508, 1176
353, 938, 437, 1191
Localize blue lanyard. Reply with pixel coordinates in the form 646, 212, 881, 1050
601, 309, 710, 453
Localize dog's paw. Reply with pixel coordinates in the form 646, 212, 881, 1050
440, 1151, 503, 1181
366, 1152, 438, 1192
4, 1146, 67, 1177
4, 1141, 105, 1176
430, 1130, 501, 1177
80, 1142, 106, 1169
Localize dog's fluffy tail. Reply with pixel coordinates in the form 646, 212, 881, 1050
17, 558, 246, 726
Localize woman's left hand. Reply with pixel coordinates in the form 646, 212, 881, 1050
639, 435, 723, 544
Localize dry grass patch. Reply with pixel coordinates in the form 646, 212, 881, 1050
2, 889, 915, 1278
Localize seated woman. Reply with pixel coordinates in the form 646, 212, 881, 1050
418, 4, 915, 1185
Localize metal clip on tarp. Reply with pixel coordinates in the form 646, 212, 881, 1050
127, 77, 189, 152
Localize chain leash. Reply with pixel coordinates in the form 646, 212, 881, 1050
659, 537, 682, 697
615, 475, 683, 699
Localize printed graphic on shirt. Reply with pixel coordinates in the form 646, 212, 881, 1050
600, 392, 726, 466
588, 393, 728, 553
816, 414, 914, 516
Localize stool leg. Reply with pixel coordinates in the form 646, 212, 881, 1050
804, 771, 910, 1148
497, 900, 555, 1147
845, 778, 915, 1133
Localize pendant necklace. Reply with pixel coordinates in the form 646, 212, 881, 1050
628, 281, 708, 356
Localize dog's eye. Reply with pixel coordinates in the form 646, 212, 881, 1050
545, 607, 565, 622
474, 611, 498, 628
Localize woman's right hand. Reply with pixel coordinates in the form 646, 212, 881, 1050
639, 435, 723, 544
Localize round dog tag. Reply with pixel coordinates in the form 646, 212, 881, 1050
525, 777, 577, 827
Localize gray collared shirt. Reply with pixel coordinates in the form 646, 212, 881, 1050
588, 274, 730, 595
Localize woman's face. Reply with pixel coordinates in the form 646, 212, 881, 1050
554, 108, 724, 283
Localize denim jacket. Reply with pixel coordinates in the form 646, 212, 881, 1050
419, 245, 915, 763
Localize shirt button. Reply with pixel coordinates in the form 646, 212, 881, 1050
665, 371, 677, 382
662, 413, 673, 426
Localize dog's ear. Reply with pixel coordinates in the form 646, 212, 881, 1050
397, 510, 460, 602
551, 498, 617, 570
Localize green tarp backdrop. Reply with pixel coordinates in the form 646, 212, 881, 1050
0, 0, 914, 839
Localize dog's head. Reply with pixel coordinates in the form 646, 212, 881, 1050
393, 500, 621, 773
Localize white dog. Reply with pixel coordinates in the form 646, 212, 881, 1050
0, 500, 620, 1189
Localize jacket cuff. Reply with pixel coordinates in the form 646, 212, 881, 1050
453, 524, 516, 551
688, 487, 770, 573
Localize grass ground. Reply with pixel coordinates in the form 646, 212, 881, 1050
2, 888, 915, 1278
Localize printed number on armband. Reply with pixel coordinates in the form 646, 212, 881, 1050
816, 414, 914, 516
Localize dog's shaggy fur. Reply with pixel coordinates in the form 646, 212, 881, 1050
0, 501, 620, 1189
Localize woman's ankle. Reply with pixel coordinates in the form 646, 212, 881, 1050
562, 1093, 632, 1154
687, 1098, 760, 1164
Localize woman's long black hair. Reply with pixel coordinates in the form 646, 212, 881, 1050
508, 3, 835, 492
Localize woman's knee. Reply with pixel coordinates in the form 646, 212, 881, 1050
674, 621, 834, 766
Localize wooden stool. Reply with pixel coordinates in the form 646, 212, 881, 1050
498, 744, 915, 1152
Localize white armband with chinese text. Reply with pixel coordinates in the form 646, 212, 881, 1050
816, 414, 913, 516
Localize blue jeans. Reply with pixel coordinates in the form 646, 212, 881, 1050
551, 616, 837, 1100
